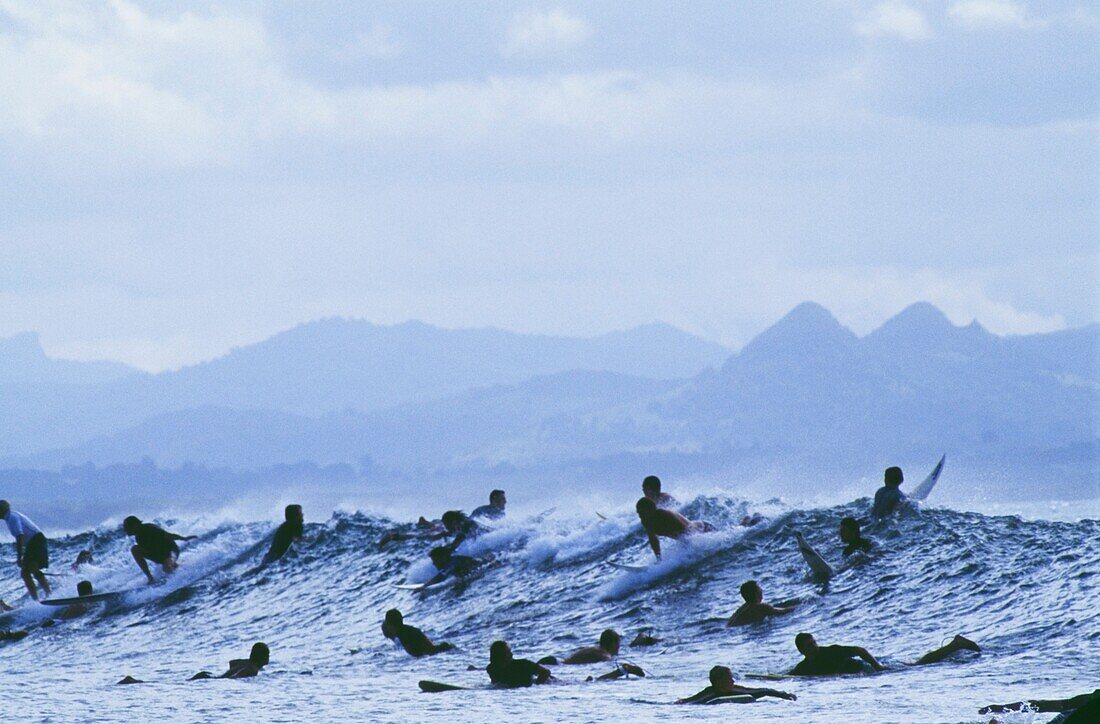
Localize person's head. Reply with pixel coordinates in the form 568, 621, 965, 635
839, 517, 861, 543
429, 546, 452, 569
441, 510, 465, 532
249, 642, 270, 667
599, 629, 621, 655
490, 490, 506, 508
77, 580, 93, 597
708, 665, 735, 689
122, 516, 142, 535
285, 504, 303, 523
740, 579, 763, 604
884, 466, 903, 488
0, 500, 10, 517
795, 632, 819, 657
489, 640, 513, 664
642, 475, 662, 499
636, 497, 657, 520
384, 608, 403, 627
75, 550, 93, 565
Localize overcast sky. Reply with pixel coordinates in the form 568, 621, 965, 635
1, 0, 1096, 370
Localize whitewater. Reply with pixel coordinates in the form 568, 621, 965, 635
0, 491, 1097, 723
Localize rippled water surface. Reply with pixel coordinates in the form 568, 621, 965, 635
1, 493, 1097, 723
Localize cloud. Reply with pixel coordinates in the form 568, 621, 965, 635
502, 8, 590, 57
333, 22, 401, 61
947, 0, 1033, 30
855, 1, 933, 41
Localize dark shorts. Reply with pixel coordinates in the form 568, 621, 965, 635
22, 532, 49, 571
142, 543, 179, 565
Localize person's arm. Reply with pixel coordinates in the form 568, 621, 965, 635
849, 646, 885, 671
763, 602, 797, 617
676, 687, 714, 704
646, 529, 661, 559
14, 534, 24, 567
169, 532, 198, 542
740, 686, 797, 701
532, 662, 552, 683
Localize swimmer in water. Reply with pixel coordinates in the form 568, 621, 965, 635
189, 642, 271, 680
382, 609, 454, 657
262, 504, 304, 565
676, 666, 796, 704
839, 517, 874, 558
727, 580, 798, 626
789, 632, 980, 676
487, 640, 552, 688
561, 629, 621, 664
470, 490, 507, 521
122, 516, 197, 585
635, 497, 714, 560
642, 475, 678, 509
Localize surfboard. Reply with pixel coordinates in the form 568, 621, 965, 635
909, 455, 946, 502
419, 680, 468, 693
744, 672, 797, 681
39, 591, 129, 606
794, 532, 834, 580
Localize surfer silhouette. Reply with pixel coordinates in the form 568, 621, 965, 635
789, 632, 979, 676
676, 666, 796, 704
123, 516, 197, 584
471, 490, 507, 521
382, 608, 454, 657
635, 497, 714, 560
0, 500, 52, 601
262, 504, 304, 565
642, 476, 678, 509
727, 580, 798, 626
872, 466, 907, 519
487, 640, 551, 688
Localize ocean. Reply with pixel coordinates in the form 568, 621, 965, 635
0, 491, 1097, 723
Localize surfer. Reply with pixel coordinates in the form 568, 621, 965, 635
56, 580, 96, 621
71, 550, 93, 571
839, 517, 874, 558
727, 580, 798, 626
642, 475, 678, 508
0, 500, 51, 601
122, 516, 197, 585
635, 497, 713, 560
441, 510, 482, 550
378, 516, 447, 548
381, 608, 454, 657
190, 642, 271, 680
676, 666, 797, 704
471, 490, 507, 521
872, 466, 907, 519
979, 689, 1100, 719
558, 629, 621, 664
788, 632, 979, 676
262, 504, 304, 565
487, 640, 552, 688
426, 546, 490, 586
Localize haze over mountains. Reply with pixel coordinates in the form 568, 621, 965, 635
2, 302, 1097, 515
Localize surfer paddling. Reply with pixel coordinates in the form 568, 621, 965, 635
426, 546, 492, 586
677, 665, 796, 704
872, 466, 908, 519
123, 516, 197, 584
979, 689, 1100, 719
487, 640, 552, 688
382, 609, 454, 656
118, 643, 271, 684
789, 632, 980, 676
0, 500, 52, 601
839, 517, 874, 558
635, 497, 713, 560
728, 580, 798, 626
471, 490, 507, 521
262, 504, 304, 565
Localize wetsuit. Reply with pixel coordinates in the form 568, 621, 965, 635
872, 487, 906, 518
487, 658, 550, 688
470, 504, 504, 521
790, 646, 870, 676
135, 524, 179, 564
843, 536, 874, 558
264, 520, 303, 563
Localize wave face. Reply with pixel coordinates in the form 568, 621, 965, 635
0, 495, 1097, 722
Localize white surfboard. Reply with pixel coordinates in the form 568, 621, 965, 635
794, 531, 834, 580
40, 590, 134, 606
909, 455, 946, 502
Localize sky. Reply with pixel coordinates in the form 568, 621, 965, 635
0, 0, 1097, 371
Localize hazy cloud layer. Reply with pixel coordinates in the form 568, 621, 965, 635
0, 0, 1096, 370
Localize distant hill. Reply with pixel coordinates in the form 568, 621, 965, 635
11, 303, 1097, 502
0, 332, 137, 385
0, 319, 729, 458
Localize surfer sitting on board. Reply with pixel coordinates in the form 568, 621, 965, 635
839, 517, 874, 558
872, 466, 908, 519
123, 516, 197, 585
642, 475, 678, 509
487, 640, 552, 688
262, 504, 304, 565
190, 642, 271, 680
635, 497, 714, 560
382, 608, 454, 657
471, 490, 507, 521
0, 500, 52, 601
727, 580, 798, 626
789, 632, 979, 676
676, 666, 797, 704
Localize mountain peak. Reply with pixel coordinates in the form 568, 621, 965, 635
0, 331, 46, 362
736, 302, 856, 362
873, 302, 953, 337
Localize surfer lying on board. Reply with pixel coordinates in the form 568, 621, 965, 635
382, 608, 454, 657
471, 490, 507, 521
378, 516, 447, 547
426, 546, 492, 586
262, 504, 304, 565
872, 466, 908, 519
676, 666, 797, 704
118, 643, 271, 684
123, 516, 197, 585
789, 632, 979, 676
642, 475, 679, 509
840, 517, 874, 558
727, 580, 798, 626
540, 629, 622, 664
979, 689, 1100, 718
441, 510, 482, 550
487, 640, 552, 688
636, 497, 714, 560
